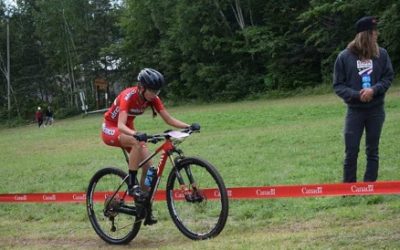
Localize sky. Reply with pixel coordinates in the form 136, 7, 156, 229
2, 0, 123, 12
3, 0, 17, 8
2, 0, 17, 16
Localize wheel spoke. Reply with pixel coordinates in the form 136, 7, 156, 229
167, 158, 228, 240
86, 168, 141, 244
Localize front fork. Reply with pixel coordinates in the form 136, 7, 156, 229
171, 152, 199, 200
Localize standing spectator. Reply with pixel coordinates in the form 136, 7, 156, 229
45, 106, 54, 126
35, 107, 44, 128
333, 16, 394, 183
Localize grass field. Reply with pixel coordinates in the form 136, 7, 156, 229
1, 86, 400, 249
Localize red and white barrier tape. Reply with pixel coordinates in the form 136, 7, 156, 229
0, 181, 399, 203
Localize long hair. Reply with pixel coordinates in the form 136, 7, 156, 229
347, 30, 379, 60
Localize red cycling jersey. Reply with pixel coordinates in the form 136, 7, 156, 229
102, 86, 164, 147
104, 86, 164, 127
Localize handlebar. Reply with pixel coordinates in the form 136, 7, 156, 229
136, 128, 200, 144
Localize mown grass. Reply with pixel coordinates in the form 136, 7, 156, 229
1, 85, 400, 249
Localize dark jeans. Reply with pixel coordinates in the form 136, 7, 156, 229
343, 105, 385, 183
38, 118, 43, 127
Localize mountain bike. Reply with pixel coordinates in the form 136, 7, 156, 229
86, 128, 229, 244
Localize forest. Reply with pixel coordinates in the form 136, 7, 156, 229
1, 0, 399, 123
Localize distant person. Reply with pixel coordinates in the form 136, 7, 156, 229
45, 106, 54, 126
333, 16, 394, 183
35, 107, 44, 128
101, 68, 199, 225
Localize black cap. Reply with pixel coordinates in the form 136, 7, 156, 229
356, 16, 378, 33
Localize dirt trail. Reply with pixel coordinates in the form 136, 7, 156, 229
1, 236, 184, 249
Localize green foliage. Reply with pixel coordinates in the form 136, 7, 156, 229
0, 0, 121, 123
379, 3, 400, 67
1, 1, 400, 124
299, 0, 399, 82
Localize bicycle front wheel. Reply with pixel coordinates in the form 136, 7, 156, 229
166, 157, 229, 240
86, 167, 141, 244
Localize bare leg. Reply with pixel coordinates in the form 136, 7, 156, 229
119, 134, 153, 188
119, 133, 157, 224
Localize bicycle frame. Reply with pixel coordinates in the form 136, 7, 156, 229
103, 132, 192, 217
87, 128, 229, 243
137, 138, 176, 202
118, 136, 180, 203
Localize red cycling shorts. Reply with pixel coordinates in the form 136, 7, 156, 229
101, 119, 149, 153
101, 120, 133, 148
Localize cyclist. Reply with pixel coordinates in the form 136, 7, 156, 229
101, 68, 199, 225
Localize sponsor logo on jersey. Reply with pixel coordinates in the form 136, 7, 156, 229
111, 106, 120, 119
129, 108, 144, 115
102, 123, 115, 136
124, 89, 136, 101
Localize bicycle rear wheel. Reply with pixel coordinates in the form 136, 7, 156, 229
86, 167, 141, 244
166, 157, 229, 240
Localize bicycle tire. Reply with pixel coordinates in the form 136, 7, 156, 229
86, 167, 141, 244
166, 157, 229, 240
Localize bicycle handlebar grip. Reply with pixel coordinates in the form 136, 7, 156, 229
133, 132, 148, 142
189, 123, 201, 132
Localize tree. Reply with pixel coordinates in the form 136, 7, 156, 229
1, 0, 399, 124
299, 0, 399, 82
33, 0, 122, 113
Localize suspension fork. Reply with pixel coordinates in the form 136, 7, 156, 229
172, 152, 197, 190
